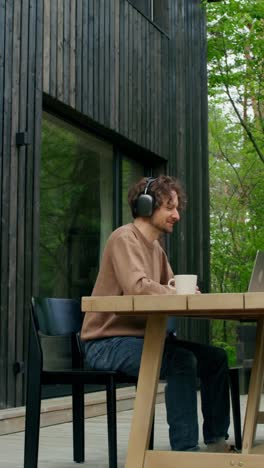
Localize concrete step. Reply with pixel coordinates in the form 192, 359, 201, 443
0, 383, 165, 436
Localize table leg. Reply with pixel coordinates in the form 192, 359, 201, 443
125, 314, 167, 468
242, 318, 264, 453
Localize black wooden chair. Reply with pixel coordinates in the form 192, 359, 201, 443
24, 297, 154, 468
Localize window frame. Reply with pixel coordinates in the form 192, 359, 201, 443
127, 0, 170, 37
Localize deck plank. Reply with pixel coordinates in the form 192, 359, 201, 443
0, 394, 264, 467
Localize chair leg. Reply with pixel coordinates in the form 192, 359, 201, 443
72, 383, 85, 463
106, 377, 117, 468
24, 372, 42, 468
229, 367, 242, 450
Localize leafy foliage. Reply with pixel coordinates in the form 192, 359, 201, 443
205, 0, 264, 359
207, 0, 264, 292
207, 0, 264, 164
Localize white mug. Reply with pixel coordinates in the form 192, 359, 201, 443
168, 274, 197, 294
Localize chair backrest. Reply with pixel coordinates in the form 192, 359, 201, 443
31, 297, 84, 370
32, 297, 83, 335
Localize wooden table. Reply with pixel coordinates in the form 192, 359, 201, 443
82, 292, 264, 467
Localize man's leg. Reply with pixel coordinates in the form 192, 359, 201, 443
84, 336, 199, 451
83, 336, 143, 376
171, 337, 230, 446
160, 340, 199, 451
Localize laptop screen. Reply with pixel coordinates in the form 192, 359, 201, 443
248, 251, 264, 292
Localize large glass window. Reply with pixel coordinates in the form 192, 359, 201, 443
40, 113, 113, 298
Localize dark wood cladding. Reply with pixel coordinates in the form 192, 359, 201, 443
0, 0, 209, 408
0, 0, 43, 408
168, 0, 210, 338
168, 0, 210, 290
42, 0, 170, 158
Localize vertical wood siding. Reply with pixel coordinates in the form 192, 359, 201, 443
42, 0, 170, 159
0, 0, 43, 408
168, 0, 210, 291
167, 0, 210, 341
0, 0, 209, 408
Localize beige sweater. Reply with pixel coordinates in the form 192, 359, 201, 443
81, 223, 174, 340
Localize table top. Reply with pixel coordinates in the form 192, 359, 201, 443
82, 292, 264, 320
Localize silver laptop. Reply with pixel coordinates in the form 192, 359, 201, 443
248, 250, 264, 292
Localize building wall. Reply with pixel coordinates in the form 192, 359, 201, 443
0, 0, 43, 408
167, 0, 210, 337
41, 0, 209, 290
0, 0, 209, 409
42, 0, 170, 158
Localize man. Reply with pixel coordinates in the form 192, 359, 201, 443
81, 175, 230, 452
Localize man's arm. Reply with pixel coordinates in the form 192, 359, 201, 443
111, 234, 175, 295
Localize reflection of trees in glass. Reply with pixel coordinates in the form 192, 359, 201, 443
122, 157, 144, 225
40, 113, 113, 298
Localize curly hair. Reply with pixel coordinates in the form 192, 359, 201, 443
128, 175, 187, 218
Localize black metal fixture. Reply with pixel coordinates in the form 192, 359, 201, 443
16, 131, 29, 146
13, 361, 25, 375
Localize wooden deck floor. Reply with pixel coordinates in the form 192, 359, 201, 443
1, 393, 264, 468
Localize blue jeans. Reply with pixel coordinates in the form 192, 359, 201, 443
83, 335, 230, 451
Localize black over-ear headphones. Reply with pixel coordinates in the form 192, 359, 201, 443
134, 177, 157, 217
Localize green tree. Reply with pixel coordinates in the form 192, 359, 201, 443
206, 0, 264, 292
209, 104, 264, 294
207, 0, 264, 163
205, 0, 264, 361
